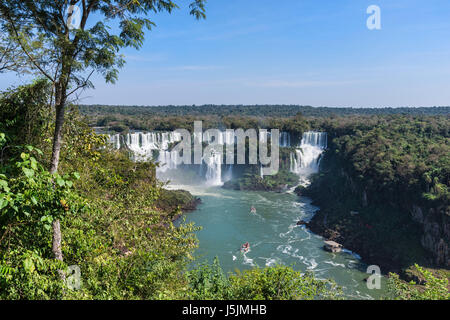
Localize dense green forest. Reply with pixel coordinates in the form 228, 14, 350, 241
80, 104, 450, 118
80, 104, 450, 134
1, 0, 448, 301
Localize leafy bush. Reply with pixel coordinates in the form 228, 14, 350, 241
387, 264, 450, 300
187, 258, 342, 300
0, 140, 83, 299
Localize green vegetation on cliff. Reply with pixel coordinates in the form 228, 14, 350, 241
305, 115, 449, 272
223, 169, 299, 192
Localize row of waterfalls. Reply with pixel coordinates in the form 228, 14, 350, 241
109, 130, 327, 186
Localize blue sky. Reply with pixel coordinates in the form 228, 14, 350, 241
2, 0, 450, 107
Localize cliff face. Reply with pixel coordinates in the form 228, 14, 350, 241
304, 150, 449, 273
411, 205, 449, 267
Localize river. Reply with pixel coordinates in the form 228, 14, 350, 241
110, 130, 388, 299
170, 183, 388, 299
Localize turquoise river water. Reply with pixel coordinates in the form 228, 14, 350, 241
171, 184, 388, 299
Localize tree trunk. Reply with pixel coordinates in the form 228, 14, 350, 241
52, 219, 66, 285
52, 219, 63, 261
49, 82, 67, 284
49, 88, 66, 174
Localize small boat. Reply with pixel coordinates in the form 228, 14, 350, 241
241, 242, 250, 252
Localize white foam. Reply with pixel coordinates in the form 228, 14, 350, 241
265, 258, 278, 267
307, 258, 318, 270
324, 260, 345, 268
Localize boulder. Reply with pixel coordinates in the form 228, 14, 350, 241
323, 240, 343, 253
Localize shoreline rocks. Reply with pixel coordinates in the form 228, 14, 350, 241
323, 240, 343, 253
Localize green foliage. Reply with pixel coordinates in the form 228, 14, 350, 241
305, 115, 449, 270
0, 128, 202, 299
0, 31, 28, 72
227, 265, 342, 300
0, 80, 52, 156
187, 259, 342, 300
322, 115, 449, 206
187, 257, 230, 299
79, 104, 450, 123
0, 140, 83, 299
387, 264, 450, 300
223, 169, 299, 192
0, 144, 82, 228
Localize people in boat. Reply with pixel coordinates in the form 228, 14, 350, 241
250, 206, 256, 214
241, 242, 250, 252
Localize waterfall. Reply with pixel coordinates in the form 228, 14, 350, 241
204, 151, 222, 186
259, 131, 291, 147
280, 132, 291, 147
110, 134, 121, 150
109, 131, 182, 167
224, 164, 233, 182
203, 130, 235, 146
110, 129, 301, 186
290, 132, 327, 178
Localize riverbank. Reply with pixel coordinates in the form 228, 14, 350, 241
222, 169, 299, 192
155, 188, 202, 220
297, 153, 445, 276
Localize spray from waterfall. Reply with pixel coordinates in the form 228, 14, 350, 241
290, 132, 327, 184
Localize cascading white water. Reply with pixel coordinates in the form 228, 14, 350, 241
110, 131, 182, 167
110, 130, 295, 185
204, 151, 222, 186
290, 132, 327, 178
203, 130, 236, 146
258, 131, 291, 147
110, 133, 121, 150
280, 132, 291, 147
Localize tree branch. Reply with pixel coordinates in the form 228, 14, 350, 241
6, 12, 55, 82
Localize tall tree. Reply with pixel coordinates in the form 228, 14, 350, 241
0, 0, 206, 268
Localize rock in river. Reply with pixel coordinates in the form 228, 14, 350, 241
323, 240, 343, 253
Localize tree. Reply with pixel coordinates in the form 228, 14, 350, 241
0, 0, 206, 267
0, 34, 24, 72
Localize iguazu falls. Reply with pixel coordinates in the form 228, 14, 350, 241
106, 129, 385, 299
0, 0, 449, 308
